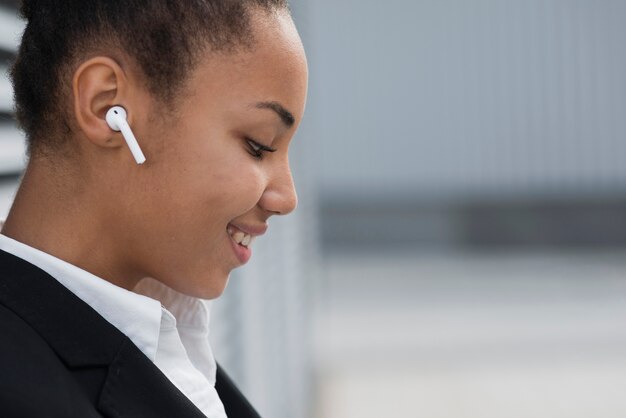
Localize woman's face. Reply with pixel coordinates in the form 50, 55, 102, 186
119, 10, 308, 298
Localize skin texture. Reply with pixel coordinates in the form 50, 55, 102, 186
1, 9, 308, 299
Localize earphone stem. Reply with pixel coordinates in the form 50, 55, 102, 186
119, 122, 146, 165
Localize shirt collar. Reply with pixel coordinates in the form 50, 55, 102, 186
134, 277, 212, 333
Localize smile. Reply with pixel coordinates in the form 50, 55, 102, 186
227, 225, 256, 249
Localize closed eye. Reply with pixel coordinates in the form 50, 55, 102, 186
246, 138, 277, 160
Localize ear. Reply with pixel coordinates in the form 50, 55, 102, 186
72, 57, 131, 151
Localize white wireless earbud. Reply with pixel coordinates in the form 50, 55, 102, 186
105, 105, 146, 165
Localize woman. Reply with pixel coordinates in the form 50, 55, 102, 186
0, 0, 307, 417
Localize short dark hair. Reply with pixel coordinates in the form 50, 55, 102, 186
10, 0, 288, 157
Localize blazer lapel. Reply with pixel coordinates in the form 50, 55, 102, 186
216, 364, 263, 418
97, 337, 206, 417
0, 249, 206, 417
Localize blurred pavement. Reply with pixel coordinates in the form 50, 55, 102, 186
313, 249, 626, 418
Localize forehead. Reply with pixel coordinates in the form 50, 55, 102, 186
183, 11, 308, 122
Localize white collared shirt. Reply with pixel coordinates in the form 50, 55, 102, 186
0, 230, 227, 418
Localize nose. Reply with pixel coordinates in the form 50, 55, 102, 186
258, 160, 298, 216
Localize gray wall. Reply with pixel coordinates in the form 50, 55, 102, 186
307, 0, 626, 199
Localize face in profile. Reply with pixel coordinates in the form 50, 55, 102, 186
116, 10, 308, 298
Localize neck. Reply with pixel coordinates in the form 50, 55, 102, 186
1, 161, 141, 290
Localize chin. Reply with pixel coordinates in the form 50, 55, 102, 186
135, 270, 229, 301
149, 264, 232, 300
191, 271, 231, 300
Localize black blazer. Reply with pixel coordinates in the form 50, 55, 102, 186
0, 248, 261, 417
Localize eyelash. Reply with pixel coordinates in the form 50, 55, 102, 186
245, 138, 277, 160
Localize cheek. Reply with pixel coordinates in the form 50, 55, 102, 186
209, 168, 266, 212
167, 156, 266, 227
139, 126, 266, 230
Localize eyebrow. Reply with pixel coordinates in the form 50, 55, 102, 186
255, 101, 295, 128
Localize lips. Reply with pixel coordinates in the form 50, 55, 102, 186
228, 229, 252, 264
228, 222, 268, 237
226, 222, 267, 265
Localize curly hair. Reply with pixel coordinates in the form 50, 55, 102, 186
10, 0, 289, 157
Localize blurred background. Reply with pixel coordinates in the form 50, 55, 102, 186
3, 1, 626, 417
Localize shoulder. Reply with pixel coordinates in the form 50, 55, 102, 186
0, 302, 62, 375
0, 303, 94, 416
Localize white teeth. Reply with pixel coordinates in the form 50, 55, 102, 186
228, 227, 254, 248
233, 231, 245, 244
